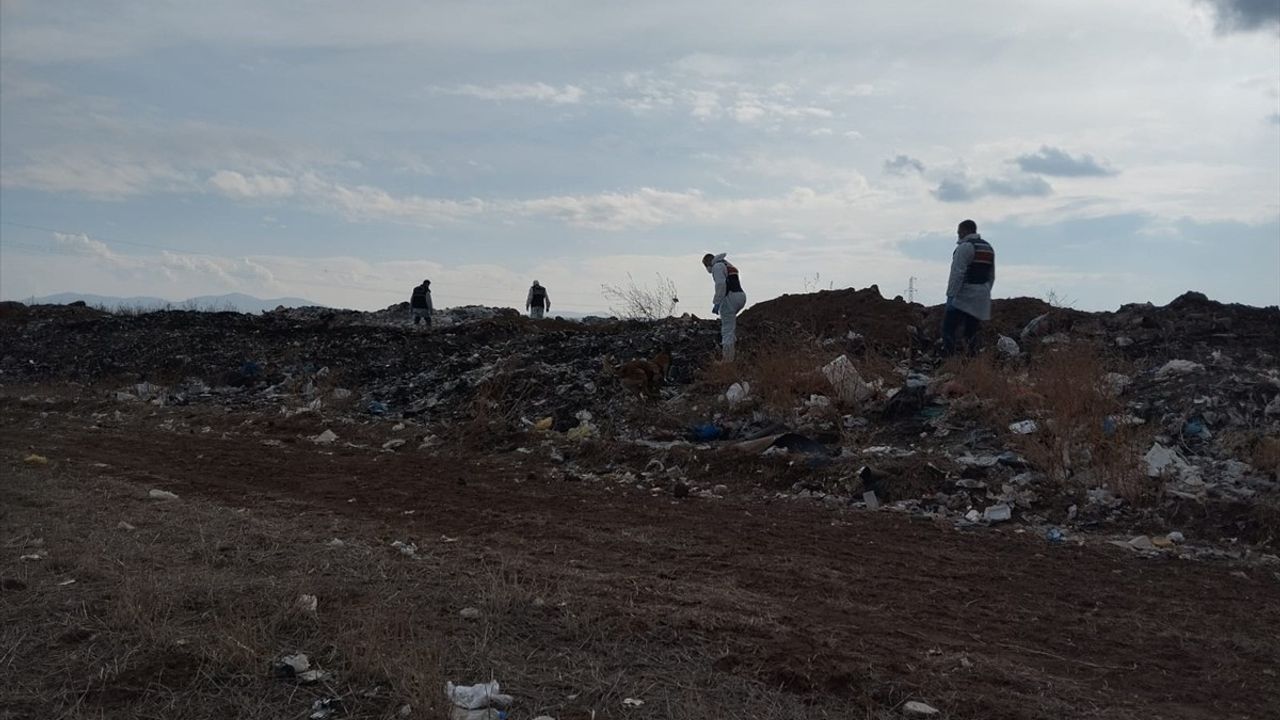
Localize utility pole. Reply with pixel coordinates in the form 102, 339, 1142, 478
906, 277, 917, 304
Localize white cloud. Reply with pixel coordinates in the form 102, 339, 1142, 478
441, 82, 585, 104
208, 170, 296, 199
51, 232, 117, 260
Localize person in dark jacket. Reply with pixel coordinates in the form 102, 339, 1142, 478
942, 219, 995, 356
410, 279, 433, 327
526, 280, 550, 319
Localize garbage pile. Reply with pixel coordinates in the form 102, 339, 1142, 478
1, 289, 1276, 551
0, 301, 719, 434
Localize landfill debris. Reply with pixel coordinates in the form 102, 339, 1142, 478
1167, 531, 1186, 544
311, 429, 339, 444
996, 335, 1021, 357
622, 698, 645, 708
23, 454, 49, 465
1046, 527, 1065, 544
148, 489, 179, 501
566, 410, 599, 440
1008, 419, 1038, 435
983, 504, 1012, 523
533, 416, 554, 431
459, 607, 482, 620
1156, 359, 1204, 378
391, 540, 420, 559
19, 550, 48, 561
310, 698, 341, 720
822, 355, 874, 404
296, 594, 319, 615
272, 653, 312, 678
116, 521, 136, 531
445, 680, 513, 720
903, 700, 940, 716
382, 438, 407, 451
1143, 443, 1194, 479
725, 381, 751, 405
863, 490, 880, 510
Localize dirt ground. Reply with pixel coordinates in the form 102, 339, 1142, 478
3, 392, 1279, 720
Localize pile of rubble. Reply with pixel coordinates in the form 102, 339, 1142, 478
2, 289, 1276, 553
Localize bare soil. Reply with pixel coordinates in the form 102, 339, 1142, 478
3, 393, 1279, 719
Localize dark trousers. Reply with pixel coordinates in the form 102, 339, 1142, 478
942, 306, 981, 356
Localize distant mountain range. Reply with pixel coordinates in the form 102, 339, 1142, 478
29, 292, 322, 314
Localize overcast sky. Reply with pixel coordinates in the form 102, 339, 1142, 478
1, 0, 1277, 313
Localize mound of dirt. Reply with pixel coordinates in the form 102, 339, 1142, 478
740, 285, 924, 350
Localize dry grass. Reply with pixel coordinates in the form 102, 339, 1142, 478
947, 347, 1156, 501
0, 465, 868, 720
698, 342, 893, 418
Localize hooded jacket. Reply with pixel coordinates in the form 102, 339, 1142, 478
709, 253, 744, 307
946, 234, 995, 321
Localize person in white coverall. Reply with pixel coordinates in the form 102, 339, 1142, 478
702, 253, 747, 362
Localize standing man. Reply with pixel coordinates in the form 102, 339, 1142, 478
410, 279, 433, 327
943, 219, 995, 356
526, 280, 550, 319
702, 253, 747, 362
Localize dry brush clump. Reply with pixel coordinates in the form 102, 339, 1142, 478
949, 346, 1154, 501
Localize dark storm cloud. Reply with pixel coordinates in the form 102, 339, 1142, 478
1013, 146, 1118, 177
883, 154, 926, 175
1199, 0, 1280, 33
932, 173, 1053, 203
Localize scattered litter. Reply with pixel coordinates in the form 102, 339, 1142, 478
1156, 359, 1204, 378
622, 698, 645, 708
310, 698, 341, 720
1167, 531, 1186, 544
903, 700, 940, 716
148, 489, 179, 501
23, 454, 49, 465
57, 578, 77, 587
116, 521, 136, 531
566, 410, 599, 440
459, 607, 482, 620
1008, 419, 1038, 435
298, 669, 328, 685
983, 504, 1012, 523
311, 429, 339, 444
272, 653, 311, 678
822, 355, 874, 404
19, 551, 47, 561
725, 381, 751, 405
391, 540, 419, 558
863, 490, 880, 510
1046, 527, 1065, 544
996, 335, 1021, 357
445, 680, 513, 720
296, 594, 318, 615
382, 438, 407, 451
533, 416, 554, 431
1144, 443, 1194, 479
